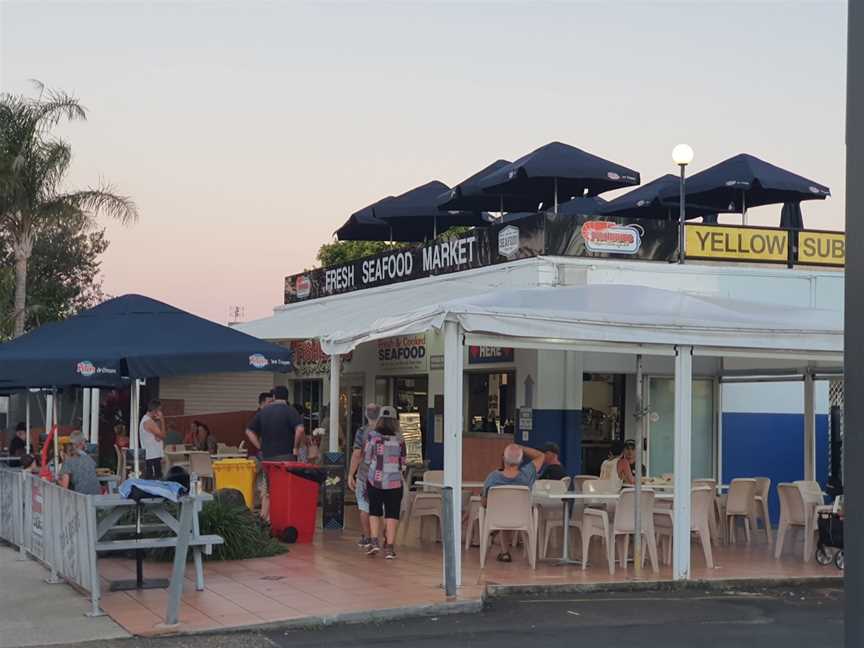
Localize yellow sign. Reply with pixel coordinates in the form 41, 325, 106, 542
686, 225, 788, 262
798, 231, 845, 266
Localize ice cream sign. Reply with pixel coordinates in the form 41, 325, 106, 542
581, 221, 643, 255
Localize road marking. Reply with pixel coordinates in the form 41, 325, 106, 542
566, 611, 581, 616
519, 595, 772, 604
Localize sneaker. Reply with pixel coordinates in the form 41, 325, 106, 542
366, 540, 380, 556
384, 544, 397, 560
357, 536, 369, 548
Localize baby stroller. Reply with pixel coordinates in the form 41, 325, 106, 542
815, 507, 844, 570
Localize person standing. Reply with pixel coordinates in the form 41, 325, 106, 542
363, 408, 406, 559
8, 422, 28, 457
245, 385, 305, 521
348, 403, 380, 549
139, 400, 166, 479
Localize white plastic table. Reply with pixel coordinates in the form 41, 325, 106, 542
539, 491, 674, 566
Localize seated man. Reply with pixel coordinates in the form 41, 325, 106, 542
58, 432, 101, 495
8, 422, 28, 457
482, 443, 545, 562
616, 439, 645, 485
538, 442, 567, 480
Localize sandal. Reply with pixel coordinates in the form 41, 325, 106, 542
496, 552, 512, 563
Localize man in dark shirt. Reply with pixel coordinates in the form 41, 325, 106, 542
245, 385, 305, 459
539, 442, 567, 480
8, 422, 28, 457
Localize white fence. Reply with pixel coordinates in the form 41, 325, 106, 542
0, 467, 101, 615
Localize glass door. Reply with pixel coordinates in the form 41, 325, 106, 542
340, 379, 365, 452
646, 377, 715, 479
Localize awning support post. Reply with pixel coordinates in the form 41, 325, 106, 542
25, 395, 31, 455
443, 319, 464, 588
130, 380, 142, 477
673, 345, 693, 581
804, 370, 816, 481
329, 355, 341, 453
634, 355, 644, 579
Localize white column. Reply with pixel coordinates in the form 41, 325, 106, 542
443, 320, 464, 586
804, 371, 816, 481
90, 388, 100, 445
82, 388, 91, 441
130, 380, 142, 477
45, 392, 54, 433
329, 355, 341, 454
673, 345, 693, 581
25, 395, 31, 455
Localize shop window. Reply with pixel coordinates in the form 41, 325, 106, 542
467, 371, 515, 434
293, 380, 322, 432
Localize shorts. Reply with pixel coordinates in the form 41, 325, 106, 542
145, 458, 163, 480
356, 476, 370, 514
259, 454, 297, 496
367, 484, 403, 520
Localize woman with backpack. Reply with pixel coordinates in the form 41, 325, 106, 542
363, 407, 406, 559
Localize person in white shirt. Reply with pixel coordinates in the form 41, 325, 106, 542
139, 399, 166, 479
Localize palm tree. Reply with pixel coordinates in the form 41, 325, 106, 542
0, 83, 138, 336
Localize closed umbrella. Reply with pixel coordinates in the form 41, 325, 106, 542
476, 141, 640, 213
659, 153, 830, 224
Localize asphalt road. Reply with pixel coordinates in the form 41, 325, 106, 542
43, 586, 843, 648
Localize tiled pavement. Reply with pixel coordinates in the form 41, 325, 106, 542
95, 521, 835, 636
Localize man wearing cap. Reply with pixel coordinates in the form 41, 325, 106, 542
348, 403, 380, 549
538, 442, 567, 480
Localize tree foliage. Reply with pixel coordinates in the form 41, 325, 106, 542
315, 227, 472, 268
0, 212, 109, 338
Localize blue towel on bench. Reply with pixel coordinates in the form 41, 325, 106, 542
119, 479, 187, 503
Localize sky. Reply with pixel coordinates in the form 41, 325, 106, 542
0, 1, 848, 323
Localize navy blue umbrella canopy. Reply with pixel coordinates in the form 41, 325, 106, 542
437, 159, 541, 213
0, 295, 294, 388
335, 196, 402, 242
598, 175, 717, 220
555, 196, 608, 217
659, 153, 830, 214
373, 180, 493, 239
475, 142, 641, 208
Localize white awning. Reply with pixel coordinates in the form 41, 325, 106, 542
320, 285, 843, 363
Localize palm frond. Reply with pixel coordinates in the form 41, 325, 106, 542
63, 186, 139, 225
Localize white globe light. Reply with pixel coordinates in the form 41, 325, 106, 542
672, 144, 694, 166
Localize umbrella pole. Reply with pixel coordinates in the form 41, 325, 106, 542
52, 389, 59, 480
434, 216, 438, 239
742, 191, 748, 225
499, 195, 504, 220
554, 178, 559, 214
25, 395, 31, 455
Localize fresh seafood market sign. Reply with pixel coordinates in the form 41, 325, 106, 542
284, 213, 675, 304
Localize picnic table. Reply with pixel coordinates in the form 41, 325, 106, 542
414, 480, 485, 490
93, 492, 221, 592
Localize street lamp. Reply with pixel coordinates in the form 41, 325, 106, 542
672, 144, 694, 264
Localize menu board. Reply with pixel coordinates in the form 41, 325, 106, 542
321, 452, 345, 530
399, 412, 423, 465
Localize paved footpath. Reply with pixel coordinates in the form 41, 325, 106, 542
0, 544, 127, 648
29, 585, 843, 648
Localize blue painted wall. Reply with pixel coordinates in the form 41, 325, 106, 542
722, 412, 828, 524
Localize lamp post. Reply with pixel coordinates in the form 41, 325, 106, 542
672, 144, 694, 264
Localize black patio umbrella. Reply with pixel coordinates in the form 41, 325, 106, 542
374, 180, 494, 239
598, 175, 718, 220
780, 202, 805, 229
658, 153, 830, 221
436, 159, 542, 213
475, 141, 641, 212
335, 196, 404, 242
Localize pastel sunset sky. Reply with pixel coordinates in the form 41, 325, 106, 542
1, 1, 847, 323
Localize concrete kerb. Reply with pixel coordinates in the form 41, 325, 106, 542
120, 575, 843, 638
143, 598, 483, 638
484, 575, 845, 599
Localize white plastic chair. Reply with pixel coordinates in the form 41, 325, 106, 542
656, 486, 715, 568
693, 478, 722, 542
189, 452, 214, 490
479, 486, 538, 569
775, 482, 817, 561
612, 489, 660, 573
725, 478, 757, 544
532, 478, 570, 559
464, 495, 483, 549
751, 477, 773, 545
572, 475, 598, 493
408, 470, 443, 541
